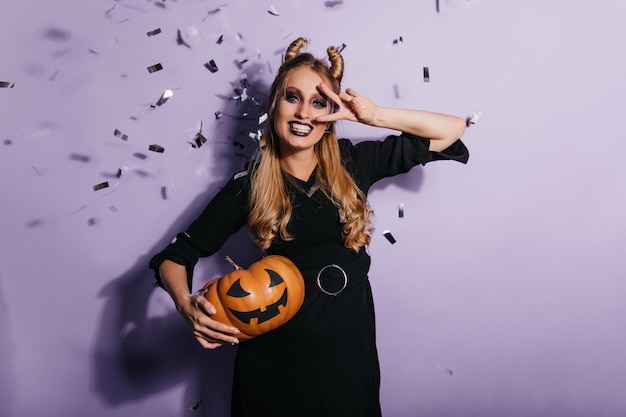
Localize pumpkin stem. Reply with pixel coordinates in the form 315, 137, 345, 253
225, 256, 242, 270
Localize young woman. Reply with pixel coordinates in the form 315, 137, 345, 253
150, 37, 469, 417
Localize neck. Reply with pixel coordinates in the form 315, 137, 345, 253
280, 150, 318, 181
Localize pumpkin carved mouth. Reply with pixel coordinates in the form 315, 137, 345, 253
228, 289, 288, 325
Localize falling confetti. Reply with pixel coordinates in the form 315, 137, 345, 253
0, 81, 15, 88
468, 111, 482, 125
192, 132, 207, 148
156, 89, 174, 106
189, 399, 203, 411
3, 139, 12, 145
147, 63, 164, 73
148, 144, 165, 153
268, 5, 280, 16
176, 29, 191, 48
204, 60, 219, 73
161, 186, 168, 200
383, 230, 396, 244
93, 182, 110, 191
113, 129, 128, 141
147, 28, 161, 37
393, 36, 403, 45
435, 362, 453, 376
233, 140, 245, 150
398, 203, 404, 218
337, 43, 347, 53
215, 111, 223, 119
423, 67, 430, 82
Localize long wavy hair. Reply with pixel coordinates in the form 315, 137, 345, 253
248, 37, 373, 252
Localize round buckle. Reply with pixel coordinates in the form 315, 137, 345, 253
316, 264, 347, 296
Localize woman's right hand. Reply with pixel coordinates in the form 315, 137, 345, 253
174, 292, 240, 349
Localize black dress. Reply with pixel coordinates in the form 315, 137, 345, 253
149, 133, 469, 417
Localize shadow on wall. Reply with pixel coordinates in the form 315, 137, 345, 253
90, 67, 270, 417
0, 275, 16, 417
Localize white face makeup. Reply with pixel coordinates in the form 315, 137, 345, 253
274, 67, 332, 155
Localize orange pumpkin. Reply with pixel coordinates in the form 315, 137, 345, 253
201, 255, 305, 341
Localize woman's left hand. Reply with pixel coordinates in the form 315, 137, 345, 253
315, 83, 379, 125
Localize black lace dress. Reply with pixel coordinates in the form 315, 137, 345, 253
149, 133, 469, 417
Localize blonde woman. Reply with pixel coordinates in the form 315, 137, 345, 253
150, 37, 468, 417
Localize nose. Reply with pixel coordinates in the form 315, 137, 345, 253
295, 102, 312, 120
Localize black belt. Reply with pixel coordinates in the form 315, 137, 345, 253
300, 255, 370, 296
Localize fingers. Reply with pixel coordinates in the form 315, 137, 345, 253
184, 295, 240, 348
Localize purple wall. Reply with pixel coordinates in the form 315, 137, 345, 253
2, 0, 625, 416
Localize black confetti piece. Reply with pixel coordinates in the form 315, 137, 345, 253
0, 81, 15, 88
147, 28, 161, 37
148, 144, 165, 153
268, 5, 280, 16
189, 399, 203, 411
383, 230, 396, 244
93, 182, 110, 191
69, 153, 90, 163
147, 63, 163, 73
3, 139, 12, 145
398, 204, 404, 218
176, 29, 191, 48
88, 218, 97, 226
204, 60, 219, 73
337, 43, 347, 53
393, 36, 403, 45
114, 129, 128, 141
233, 140, 245, 150
423, 67, 430, 82
193, 132, 207, 148
161, 186, 168, 200
156, 89, 173, 106
215, 111, 222, 119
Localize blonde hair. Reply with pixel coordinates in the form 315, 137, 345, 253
248, 37, 373, 252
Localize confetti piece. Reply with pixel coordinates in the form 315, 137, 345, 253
176, 29, 191, 48
161, 186, 168, 200
324, 0, 344, 6
148, 144, 165, 153
393, 36, 403, 45
93, 182, 110, 191
215, 111, 222, 119
233, 140, 245, 150
69, 153, 90, 163
147, 63, 163, 73
156, 89, 174, 106
258, 113, 268, 124
337, 43, 347, 53
0, 81, 15, 88
204, 60, 219, 73
88, 218, 97, 226
393, 84, 400, 99
423, 67, 430, 82
189, 399, 203, 410
109, 206, 118, 213
383, 230, 396, 244
114, 129, 128, 141
147, 28, 161, 37
468, 111, 482, 125
3, 139, 12, 145
216, 34, 224, 44
133, 152, 147, 160
116, 168, 123, 178
398, 203, 404, 218
268, 5, 280, 16
435, 362, 453, 376
192, 132, 207, 148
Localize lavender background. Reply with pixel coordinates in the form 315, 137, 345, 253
1, 0, 625, 416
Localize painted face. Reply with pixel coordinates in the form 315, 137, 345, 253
274, 67, 333, 154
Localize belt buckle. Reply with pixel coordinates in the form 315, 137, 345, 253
316, 264, 347, 296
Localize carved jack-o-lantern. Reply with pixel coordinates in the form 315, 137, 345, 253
201, 255, 305, 341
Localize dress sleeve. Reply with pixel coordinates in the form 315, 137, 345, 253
148, 172, 250, 290
345, 132, 469, 187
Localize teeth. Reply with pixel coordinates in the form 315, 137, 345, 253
290, 122, 312, 135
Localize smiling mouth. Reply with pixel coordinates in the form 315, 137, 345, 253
289, 122, 313, 136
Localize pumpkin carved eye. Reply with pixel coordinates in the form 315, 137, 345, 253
226, 278, 251, 298
267, 269, 284, 287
